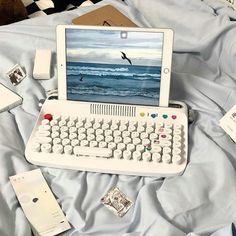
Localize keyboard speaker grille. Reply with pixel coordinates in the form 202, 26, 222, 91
90, 104, 136, 117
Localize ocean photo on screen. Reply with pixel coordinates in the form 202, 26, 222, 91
65, 28, 163, 106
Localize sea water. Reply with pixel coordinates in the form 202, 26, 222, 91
66, 62, 161, 106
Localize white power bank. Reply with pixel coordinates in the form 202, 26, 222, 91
0, 83, 22, 112
33, 49, 51, 80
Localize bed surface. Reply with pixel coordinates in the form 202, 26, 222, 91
0, 0, 236, 235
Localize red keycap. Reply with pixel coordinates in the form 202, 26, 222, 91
44, 114, 53, 121
172, 115, 177, 120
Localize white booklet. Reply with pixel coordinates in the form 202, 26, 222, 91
0, 83, 22, 113
9, 169, 71, 236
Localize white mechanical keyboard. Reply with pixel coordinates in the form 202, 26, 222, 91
25, 100, 188, 177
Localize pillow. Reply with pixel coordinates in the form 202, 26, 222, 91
21, 0, 101, 18
21, 0, 57, 18
0, 0, 28, 25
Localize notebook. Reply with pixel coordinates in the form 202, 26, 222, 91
0, 83, 22, 113
72, 5, 137, 27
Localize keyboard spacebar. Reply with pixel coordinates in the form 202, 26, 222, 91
73, 146, 113, 157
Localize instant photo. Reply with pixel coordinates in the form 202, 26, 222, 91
6, 64, 26, 86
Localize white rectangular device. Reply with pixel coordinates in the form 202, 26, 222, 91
33, 49, 51, 80
25, 25, 188, 177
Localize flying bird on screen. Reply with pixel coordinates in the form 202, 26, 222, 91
79, 74, 84, 81
120, 51, 132, 65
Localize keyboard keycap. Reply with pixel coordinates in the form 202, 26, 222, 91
59, 120, 66, 127
108, 142, 116, 150
51, 131, 59, 139
87, 128, 95, 134
80, 140, 88, 147
60, 132, 68, 139
162, 154, 171, 164
123, 137, 131, 144
131, 132, 139, 139
93, 122, 101, 129
127, 143, 135, 152
53, 144, 63, 154
71, 139, 79, 147
105, 135, 113, 143
137, 126, 145, 133
142, 138, 150, 146
69, 133, 77, 140
114, 149, 122, 159
53, 138, 61, 145
142, 152, 151, 162
64, 145, 72, 155
67, 121, 75, 127
173, 148, 181, 155
133, 151, 142, 161
172, 155, 183, 164
133, 138, 141, 145
39, 125, 51, 131
32, 142, 40, 152
96, 135, 105, 142
73, 146, 112, 157
41, 119, 50, 125
62, 138, 70, 146
114, 136, 122, 144
123, 150, 132, 160
113, 130, 121, 137
117, 143, 126, 151
51, 125, 59, 132
99, 141, 107, 148
36, 130, 50, 137
33, 137, 52, 144
136, 144, 145, 153
41, 143, 52, 153
90, 140, 98, 147
87, 134, 95, 141
152, 152, 161, 162
119, 125, 127, 132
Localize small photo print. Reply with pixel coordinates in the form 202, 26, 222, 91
6, 64, 26, 86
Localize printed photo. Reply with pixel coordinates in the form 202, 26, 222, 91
65, 28, 163, 106
6, 64, 26, 86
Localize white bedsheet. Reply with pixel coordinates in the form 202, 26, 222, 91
0, 0, 236, 235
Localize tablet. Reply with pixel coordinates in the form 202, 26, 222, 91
57, 25, 173, 107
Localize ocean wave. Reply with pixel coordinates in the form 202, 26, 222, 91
68, 66, 129, 72
68, 87, 157, 98
67, 70, 160, 79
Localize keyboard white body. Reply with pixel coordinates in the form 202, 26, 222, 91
25, 99, 188, 177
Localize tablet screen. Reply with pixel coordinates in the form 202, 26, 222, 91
65, 28, 163, 106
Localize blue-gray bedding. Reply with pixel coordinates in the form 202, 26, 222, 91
0, 0, 236, 235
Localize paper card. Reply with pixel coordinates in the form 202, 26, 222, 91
218, 0, 236, 10
219, 104, 236, 142
9, 169, 71, 236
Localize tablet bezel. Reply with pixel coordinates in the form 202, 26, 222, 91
57, 25, 173, 107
